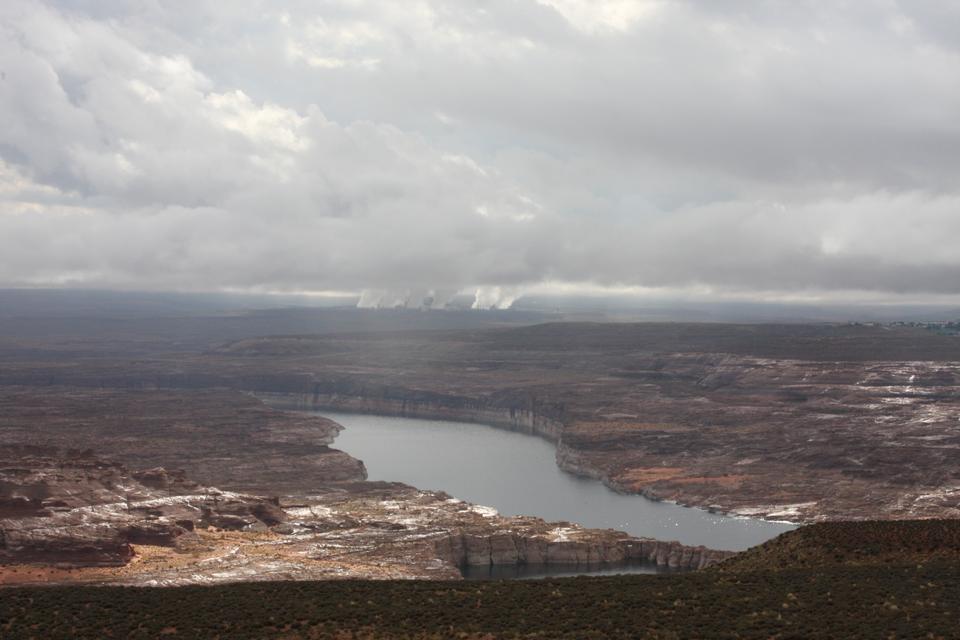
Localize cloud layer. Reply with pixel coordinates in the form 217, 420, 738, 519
2, 1, 960, 304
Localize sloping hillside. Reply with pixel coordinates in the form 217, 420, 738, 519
715, 519, 960, 571
3, 520, 959, 639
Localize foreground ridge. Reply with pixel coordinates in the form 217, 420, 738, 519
3, 519, 959, 639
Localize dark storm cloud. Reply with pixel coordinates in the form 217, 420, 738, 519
2, 0, 960, 305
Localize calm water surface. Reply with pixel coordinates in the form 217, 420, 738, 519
462, 561, 681, 580
316, 412, 795, 552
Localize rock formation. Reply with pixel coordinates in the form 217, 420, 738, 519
0, 446, 287, 568
0, 449, 731, 586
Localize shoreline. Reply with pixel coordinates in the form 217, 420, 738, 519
258, 392, 802, 531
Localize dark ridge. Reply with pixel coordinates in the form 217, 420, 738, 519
4, 520, 960, 639
2, 563, 957, 639
483, 321, 960, 361
714, 519, 960, 571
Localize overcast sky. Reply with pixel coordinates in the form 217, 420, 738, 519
2, 1, 960, 307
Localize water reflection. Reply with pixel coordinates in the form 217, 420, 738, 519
461, 561, 685, 581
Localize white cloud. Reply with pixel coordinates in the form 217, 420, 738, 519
203, 90, 310, 152
536, 0, 662, 33
2, 0, 960, 302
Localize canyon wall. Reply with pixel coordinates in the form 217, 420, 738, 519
434, 531, 733, 570
259, 383, 566, 442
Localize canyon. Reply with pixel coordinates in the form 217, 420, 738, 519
3, 307, 960, 584
0, 439, 729, 586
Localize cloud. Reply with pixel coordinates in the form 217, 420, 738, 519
2, 0, 960, 303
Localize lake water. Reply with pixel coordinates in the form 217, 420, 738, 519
315, 411, 795, 552
461, 561, 682, 580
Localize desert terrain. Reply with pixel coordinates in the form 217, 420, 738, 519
3, 304, 960, 585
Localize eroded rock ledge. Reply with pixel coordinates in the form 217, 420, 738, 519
261, 386, 565, 442
0, 446, 284, 568
0, 448, 731, 586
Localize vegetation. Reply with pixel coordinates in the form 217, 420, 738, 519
4, 521, 960, 639
715, 519, 960, 571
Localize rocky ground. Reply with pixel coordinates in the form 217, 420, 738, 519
3, 309, 960, 583
0, 445, 726, 586
0, 387, 363, 494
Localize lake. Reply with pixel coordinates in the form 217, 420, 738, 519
315, 411, 795, 552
